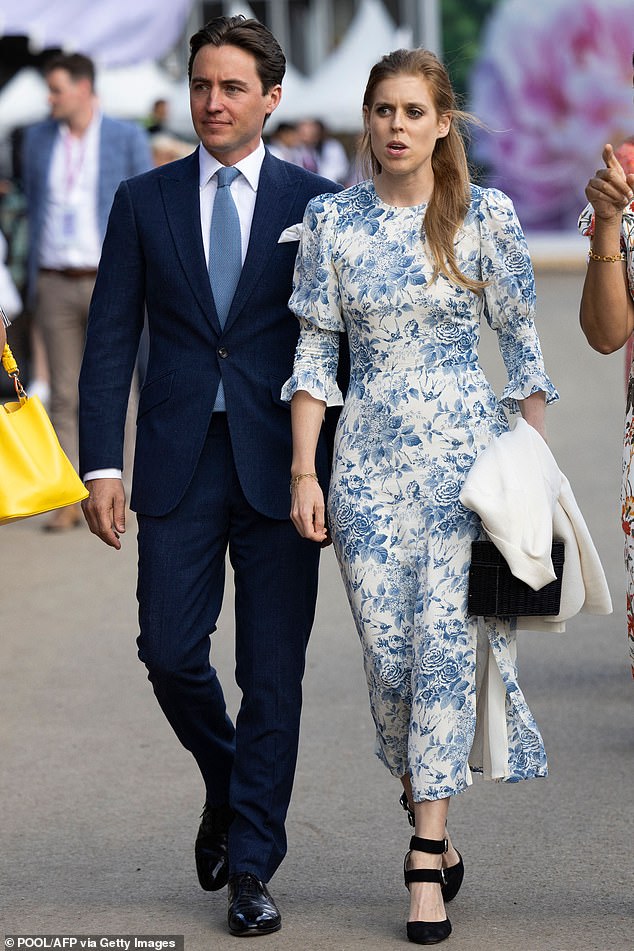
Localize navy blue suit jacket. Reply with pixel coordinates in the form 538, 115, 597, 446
79, 148, 342, 520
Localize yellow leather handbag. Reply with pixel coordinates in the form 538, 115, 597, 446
0, 337, 88, 524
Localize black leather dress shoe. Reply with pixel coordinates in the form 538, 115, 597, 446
195, 803, 233, 891
227, 872, 281, 937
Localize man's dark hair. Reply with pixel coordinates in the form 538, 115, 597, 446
272, 122, 296, 135
43, 52, 95, 90
188, 15, 285, 92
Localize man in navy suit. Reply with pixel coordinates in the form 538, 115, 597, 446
78, 16, 340, 937
22, 52, 152, 530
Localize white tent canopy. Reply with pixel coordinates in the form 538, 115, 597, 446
273, 0, 412, 132
97, 61, 178, 121
0, 67, 47, 133
0, 0, 192, 67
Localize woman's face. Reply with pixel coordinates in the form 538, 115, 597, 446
364, 73, 451, 179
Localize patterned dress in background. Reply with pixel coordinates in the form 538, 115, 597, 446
283, 180, 559, 801
579, 199, 634, 677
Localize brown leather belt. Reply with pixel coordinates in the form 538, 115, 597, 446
40, 267, 98, 279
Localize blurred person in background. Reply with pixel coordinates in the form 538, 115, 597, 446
265, 121, 301, 163
145, 97, 170, 136
579, 141, 634, 675
296, 117, 350, 183
21, 52, 152, 531
150, 132, 196, 167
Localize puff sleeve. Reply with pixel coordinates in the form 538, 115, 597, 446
281, 194, 345, 406
479, 188, 559, 411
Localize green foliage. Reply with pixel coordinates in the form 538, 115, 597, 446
441, 0, 498, 105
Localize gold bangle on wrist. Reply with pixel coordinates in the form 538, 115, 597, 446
588, 248, 626, 263
290, 472, 319, 493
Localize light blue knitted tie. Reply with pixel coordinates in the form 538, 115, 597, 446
209, 165, 241, 326
209, 166, 241, 411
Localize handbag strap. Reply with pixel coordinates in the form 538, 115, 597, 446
2, 342, 19, 377
1, 303, 27, 401
1, 343, 26, 402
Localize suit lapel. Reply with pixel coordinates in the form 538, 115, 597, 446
159, 149, 220, 333
223, 153, 299, 333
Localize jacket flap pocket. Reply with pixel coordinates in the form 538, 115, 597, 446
138, 370, 175, 419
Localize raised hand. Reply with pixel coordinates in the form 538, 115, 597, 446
585, 143, 634, 221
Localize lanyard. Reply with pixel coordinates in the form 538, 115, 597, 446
63, 128, 88, 198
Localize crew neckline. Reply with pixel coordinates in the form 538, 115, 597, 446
369, 179, 429, 211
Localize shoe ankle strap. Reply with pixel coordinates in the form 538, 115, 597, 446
409, 835, 448, 854
404, 866, 447, 886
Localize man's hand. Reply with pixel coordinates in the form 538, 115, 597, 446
81, 478, 127, 549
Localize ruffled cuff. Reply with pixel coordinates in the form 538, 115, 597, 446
282, 320, 343, 406
281, 370, 344, 407
499, 375, 559, 412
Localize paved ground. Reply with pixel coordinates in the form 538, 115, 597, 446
2, 268, 632, 951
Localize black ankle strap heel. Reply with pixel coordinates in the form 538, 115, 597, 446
404, 836, 452, 945
399, 795, 465, 904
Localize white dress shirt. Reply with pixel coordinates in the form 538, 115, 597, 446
40, 113, 102, 269
199, 138, 265, 267
83, 140, 266, 484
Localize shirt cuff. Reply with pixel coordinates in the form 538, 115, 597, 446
83, 468, 123, 482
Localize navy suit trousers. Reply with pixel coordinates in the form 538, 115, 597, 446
136, 414, 321, 881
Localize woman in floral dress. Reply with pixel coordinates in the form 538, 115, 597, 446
283, 49, 558, 945
579, 142, 634, 676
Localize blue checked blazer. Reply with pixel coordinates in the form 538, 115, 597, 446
22, 114, 152, 304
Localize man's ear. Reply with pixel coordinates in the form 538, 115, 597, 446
265, 83, 282, 117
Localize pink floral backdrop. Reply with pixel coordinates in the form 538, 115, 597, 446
469, 0, 634, 231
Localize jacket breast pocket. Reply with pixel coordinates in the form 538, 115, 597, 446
137, 370, 175, 420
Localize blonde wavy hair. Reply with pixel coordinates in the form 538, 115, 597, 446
359, 48, 486, 294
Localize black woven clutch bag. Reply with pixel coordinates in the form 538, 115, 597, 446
467, 539, 565, 617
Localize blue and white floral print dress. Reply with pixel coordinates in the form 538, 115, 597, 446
282, 180, 559, 801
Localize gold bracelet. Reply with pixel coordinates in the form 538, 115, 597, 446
588, 248, 626, 263
290, 472, 318, 493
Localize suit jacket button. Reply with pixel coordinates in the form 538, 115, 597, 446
218, 347, 228, 358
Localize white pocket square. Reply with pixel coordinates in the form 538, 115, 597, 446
278, 223, 303, 243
